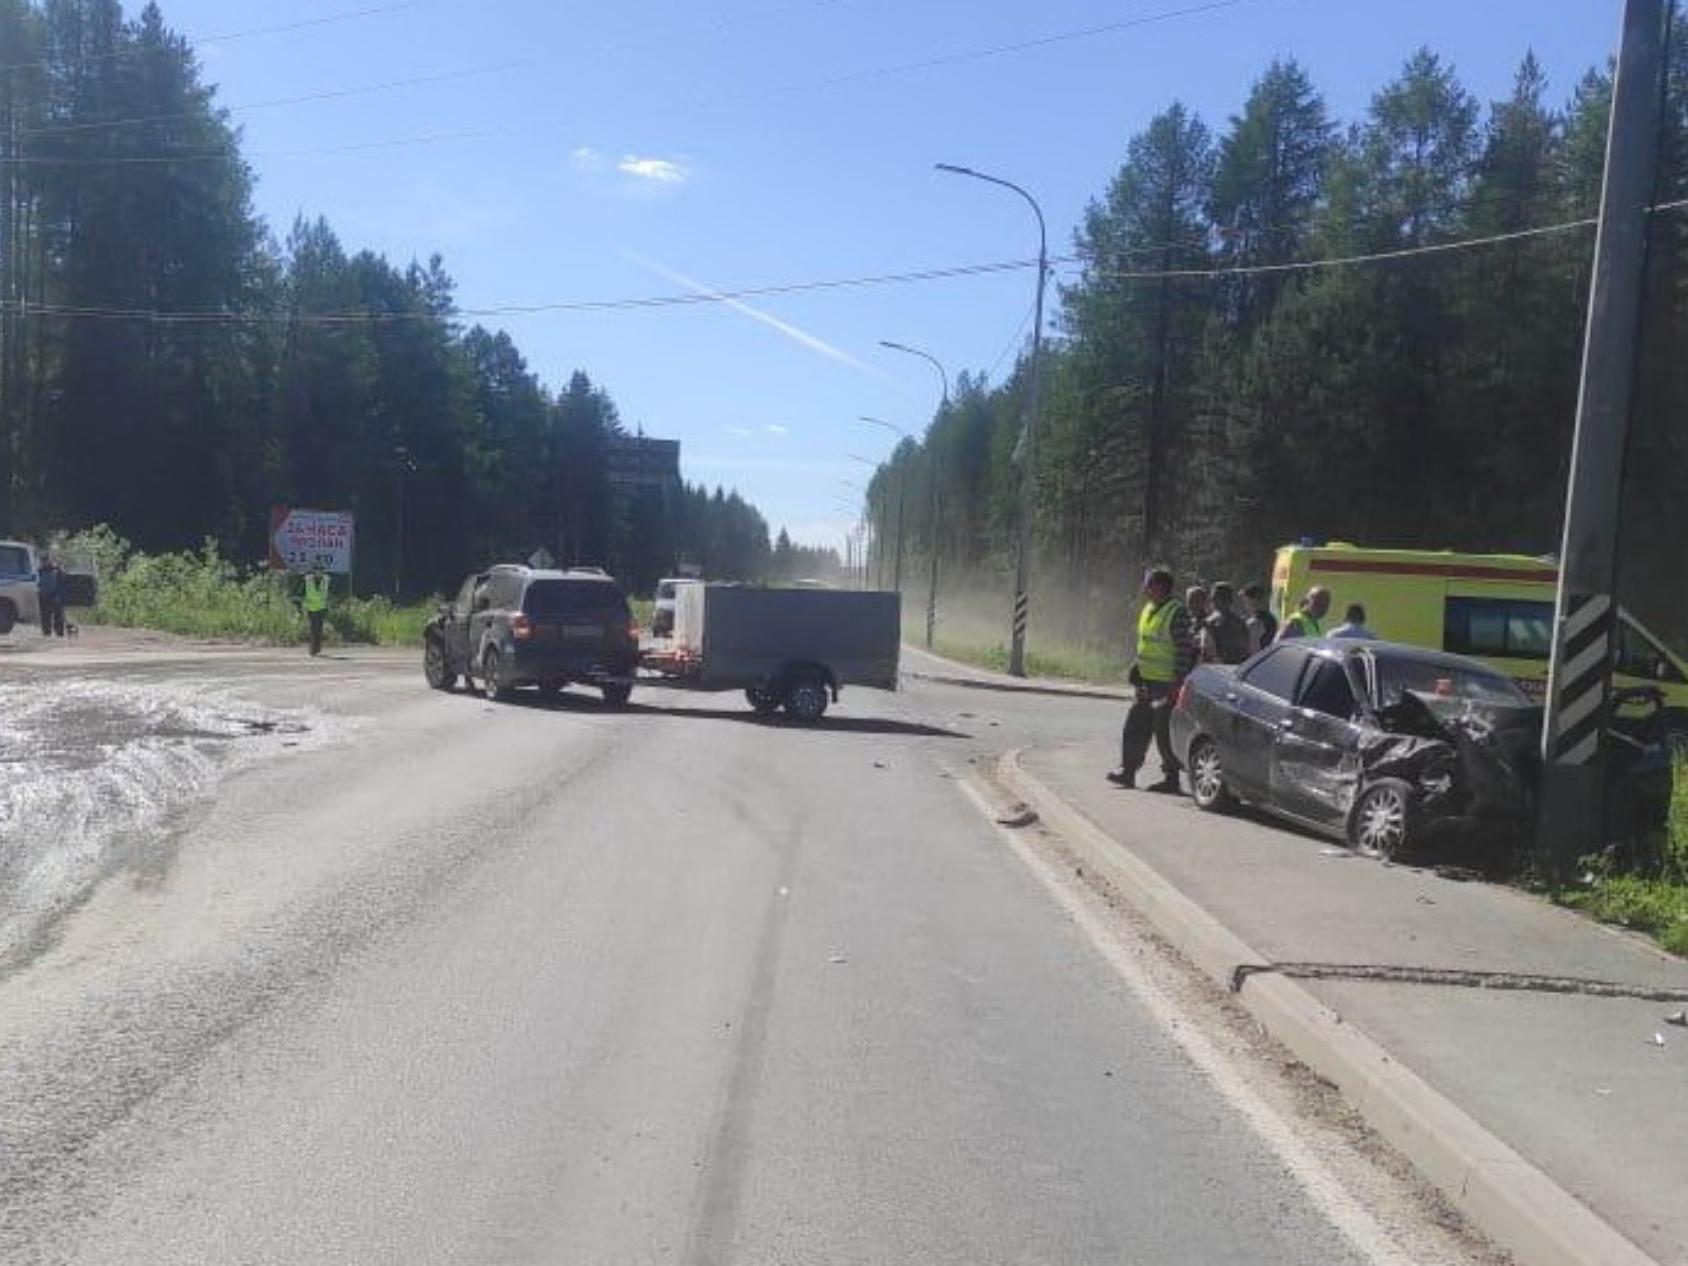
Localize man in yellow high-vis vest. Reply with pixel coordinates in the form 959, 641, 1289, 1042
301, 569, 331, 657
1108, 566, 1195, 792
1277, 586, 1331, 641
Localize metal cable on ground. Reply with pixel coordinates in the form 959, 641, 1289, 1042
1231, 961, 1688, 1004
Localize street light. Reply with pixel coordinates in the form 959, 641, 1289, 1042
879, 339, 950, 650
936, 161, 1048, 677
858, 417, 909, 596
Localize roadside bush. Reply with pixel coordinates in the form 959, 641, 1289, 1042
55, 526, 431, 647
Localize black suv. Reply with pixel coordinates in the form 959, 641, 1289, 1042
423, 565, 639, 705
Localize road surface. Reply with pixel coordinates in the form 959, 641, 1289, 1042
0, 636, 1481, 1264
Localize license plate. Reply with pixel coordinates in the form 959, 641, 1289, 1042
560, 623, 604, 638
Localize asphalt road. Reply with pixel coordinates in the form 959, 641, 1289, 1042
0, 638, 1427, 1265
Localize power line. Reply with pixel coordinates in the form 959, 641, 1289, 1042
754, 0, 1260, 97
10, 202, 1686, 328
0, 1, 431, 78
5, 0, 1270, 161
987, 300, 1039, 381
19, 60, 525, 139
0, 256, 1045, 325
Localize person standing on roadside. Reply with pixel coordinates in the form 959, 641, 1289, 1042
1186, 585, 1213, 663
1108, 566, 1195, 793
1240, 583, 1277, 652
1330, 602, 1377, 639
1278, 586, 1331, 641
36, 554, 65, 637
301, 568, 331, 657
1205, 582, 1253, 664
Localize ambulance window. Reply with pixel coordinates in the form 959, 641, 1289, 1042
1444, 598, 1553, 660
1616, 621, 1686, 684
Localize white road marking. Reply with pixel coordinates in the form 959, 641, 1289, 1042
955, 774, 1427, 1266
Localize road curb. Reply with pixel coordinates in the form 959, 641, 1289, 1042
995, 747, 1659, 1266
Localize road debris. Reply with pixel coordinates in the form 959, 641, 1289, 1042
828, 954, 848, 965
1647, 1032, 1667, 1048
872, 760, 887, 769
995, 804, 1038, 829
1665, 1010, 1687, 1027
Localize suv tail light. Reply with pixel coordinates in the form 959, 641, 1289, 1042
510, 614, 534, 640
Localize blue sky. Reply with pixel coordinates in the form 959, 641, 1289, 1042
163, 0, 1619, 547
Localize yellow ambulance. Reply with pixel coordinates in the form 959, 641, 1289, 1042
1269, 543, 1688, 725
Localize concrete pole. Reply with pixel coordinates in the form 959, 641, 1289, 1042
1538, 0, 1668, 876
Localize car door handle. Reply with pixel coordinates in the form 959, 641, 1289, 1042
1277, 717, 1295, 730
1225, 692, 1239, 703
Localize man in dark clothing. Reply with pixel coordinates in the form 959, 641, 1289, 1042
1205, 582, 1253, 664
1241, 583, 1277, 652
1108, 566, 1195, 793
36, 555, 65, 637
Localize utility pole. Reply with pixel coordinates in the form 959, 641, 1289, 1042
1538, 0, 1668, 876
880, 340, 950, 649
936, 164, 1047, 676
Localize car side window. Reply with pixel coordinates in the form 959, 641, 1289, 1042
1298, 659, 1358, 719
482, 573, 520, 611
1239, 645, 1308, 701
453, 575, 481, 617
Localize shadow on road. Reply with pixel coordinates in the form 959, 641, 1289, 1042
459, 686, 966, 739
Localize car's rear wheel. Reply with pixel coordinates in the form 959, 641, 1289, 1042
423, 637, 457, 692
745, 686, 782, 717
784, 678, 829, 723
480, 648, 513, 702
1187, 736, 1233, 812
600, 682, 633, 708
1348, 778, 1417, 859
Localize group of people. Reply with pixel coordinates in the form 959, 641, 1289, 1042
1106, 567, 1377, 792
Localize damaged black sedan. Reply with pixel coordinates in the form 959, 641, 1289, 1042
1169, 639, 1541, 860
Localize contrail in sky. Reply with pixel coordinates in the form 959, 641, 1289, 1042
623, 252, 892, 381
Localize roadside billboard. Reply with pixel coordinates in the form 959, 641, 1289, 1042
269, 507, 355, 575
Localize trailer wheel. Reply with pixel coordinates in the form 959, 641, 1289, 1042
745, 686, 782, 717
784, 677, 829, 723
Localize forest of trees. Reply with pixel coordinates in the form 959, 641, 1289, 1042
867, 36, 1688, 650
0, 0, 789, 595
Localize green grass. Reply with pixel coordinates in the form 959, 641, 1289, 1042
58, 526, 433, 648
1555, 756, 1688, 957
925, 632, 1128, 684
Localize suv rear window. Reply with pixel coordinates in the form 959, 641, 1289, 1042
524, 579, 630, 619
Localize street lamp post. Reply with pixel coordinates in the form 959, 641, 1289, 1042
858, 418, 909, 596
880, 340, 950, 650
936, 162, 1047, 678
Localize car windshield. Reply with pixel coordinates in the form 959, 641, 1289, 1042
523, 579, 629, 619
1374, 655, 1530, 708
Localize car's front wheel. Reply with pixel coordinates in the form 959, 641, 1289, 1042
1348, 778, 1418, 859
1187, 736, 1234, 812
423, 637, 457, 692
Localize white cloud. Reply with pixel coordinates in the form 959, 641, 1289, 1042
571, 146, 605, 172
724, 425, 754, 437
624, 252, 892, 381
765, 423, 789, 436
618, 155, 689, 185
